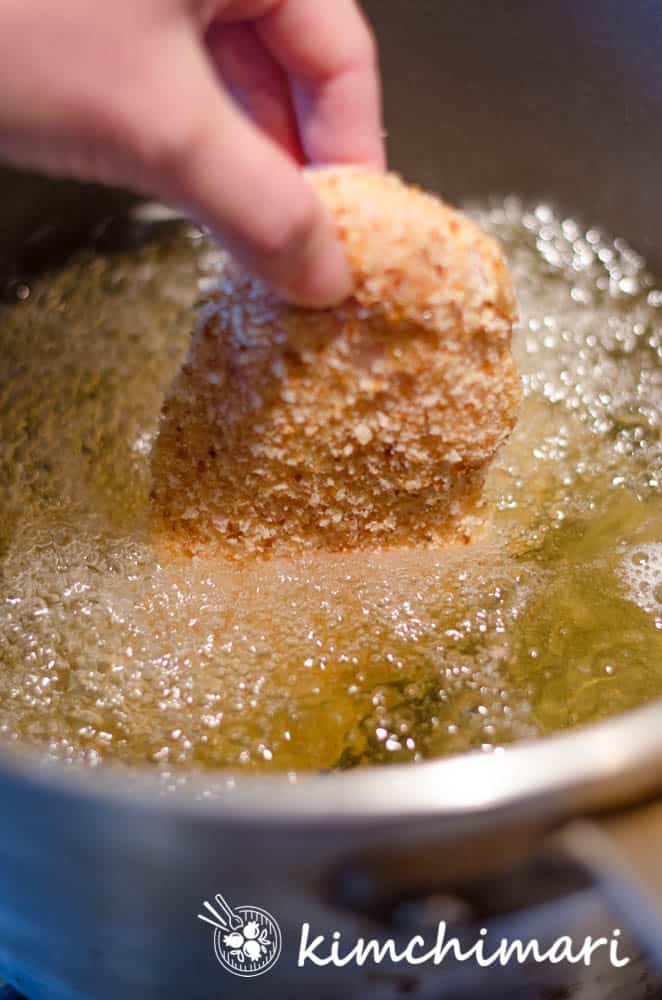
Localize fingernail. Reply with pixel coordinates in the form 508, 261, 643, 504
282, 212, 354, 309
223, 180, 354, 309
291, 238, 353, 309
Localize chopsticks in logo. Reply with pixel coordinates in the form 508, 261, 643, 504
198, 892, 243, 932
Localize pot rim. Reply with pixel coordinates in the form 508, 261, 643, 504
0, 697, 661, 829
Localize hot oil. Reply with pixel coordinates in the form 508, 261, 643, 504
0, 201, 661, 777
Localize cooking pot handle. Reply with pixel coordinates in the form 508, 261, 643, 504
560, 804, 662, 969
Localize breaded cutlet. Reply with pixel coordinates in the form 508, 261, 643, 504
150, 168, 521, 559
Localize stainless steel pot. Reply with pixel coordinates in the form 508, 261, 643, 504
2, 2, 662, 997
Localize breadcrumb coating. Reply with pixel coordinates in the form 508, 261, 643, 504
150, 168, 521, 559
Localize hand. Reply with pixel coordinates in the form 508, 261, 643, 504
0, 0, 385, 306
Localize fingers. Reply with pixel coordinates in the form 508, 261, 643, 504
132, 28, 352, 308
254, 0, 386, 169
205, 20, 303, 162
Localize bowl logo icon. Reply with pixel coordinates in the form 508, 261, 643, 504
198, 893, 282, 978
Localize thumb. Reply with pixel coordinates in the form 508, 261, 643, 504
123, 27, 352, 308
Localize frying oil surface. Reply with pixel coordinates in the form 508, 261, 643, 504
0, 201, 661, 777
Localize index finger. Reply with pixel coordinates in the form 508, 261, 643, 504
253, 0, 386, 169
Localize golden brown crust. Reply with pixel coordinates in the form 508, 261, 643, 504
150, 168, 521, 559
